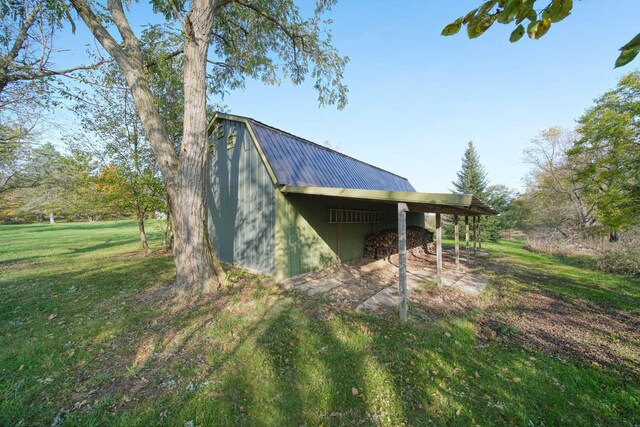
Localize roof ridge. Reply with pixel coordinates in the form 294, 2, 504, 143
245, 117, 411, 182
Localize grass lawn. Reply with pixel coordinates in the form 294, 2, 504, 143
1, 221, 639, 426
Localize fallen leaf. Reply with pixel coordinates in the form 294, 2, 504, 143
474, 371, 480, 378
410, 360, 416, 366
352, 387, 358, 395
456, 408, 461, 416
48, 314, 57, 320
513, 377, 522, 382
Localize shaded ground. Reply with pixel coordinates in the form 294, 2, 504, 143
1, 222, 639, 426
283, 246, 485, 310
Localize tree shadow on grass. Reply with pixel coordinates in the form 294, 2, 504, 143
3, 238, 639, 426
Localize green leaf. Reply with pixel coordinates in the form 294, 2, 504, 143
497, 0, 520, 24
615, 33, 640, 68
615, 49, 640, 68
441, 18, 463, 36
515, 0, 535, 24
509, 24, 525, 43
467, 14, 497, 39
542, 0, 573, 23
477, 0, 498, 17
527, 18, 551, 39
620, 32, 640, 51
462, 8, 478, 24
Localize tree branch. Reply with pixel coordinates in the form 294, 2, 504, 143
145, 48, 184, 69
232, 0, 300, 43
6, 61, 108, 83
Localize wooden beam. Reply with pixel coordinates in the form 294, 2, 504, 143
454, 214, 460, 270
478, 215, 482, 250
465, 216, 470, 262
436, 212, 442, 286
398, 203, 408, 322
473, 216, 477, 256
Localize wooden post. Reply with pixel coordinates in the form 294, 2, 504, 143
436, 212, 442, 286
465, 215, 469, 262
478, 215, 482, 250
454, 214, 460, 271
398, 203, 408, 322
473, 216, 477, 255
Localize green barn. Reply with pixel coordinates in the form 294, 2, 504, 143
207, 113, 495, 280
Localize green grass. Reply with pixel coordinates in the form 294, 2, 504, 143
1, 222, 639, 426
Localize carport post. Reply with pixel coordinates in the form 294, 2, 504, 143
454, 215, 460, 270
465, 216, 470, 262
478, 215, 482, 249
398, 203, 408, 322
436, 213, 443, 286
473, 216, 477, 255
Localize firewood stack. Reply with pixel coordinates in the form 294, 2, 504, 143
363, 226, 434, 259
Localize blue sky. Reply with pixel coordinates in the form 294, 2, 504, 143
51, 0, 640, 193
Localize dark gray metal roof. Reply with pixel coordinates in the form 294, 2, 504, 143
248, 119, 416, 192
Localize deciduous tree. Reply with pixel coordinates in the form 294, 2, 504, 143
523, 127, 596, 239
67, 0, 348, 294
71, 60, 167, 253
571, 72, 640, 240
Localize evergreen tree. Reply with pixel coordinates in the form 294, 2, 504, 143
451, 141, 489, 197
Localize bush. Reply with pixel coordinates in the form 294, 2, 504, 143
524, 233, 640, 276
595, 237, 640, 275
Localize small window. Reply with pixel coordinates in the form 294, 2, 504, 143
226, 130, 237, 150
328, 209, 380, 224
214, 122, 224, 139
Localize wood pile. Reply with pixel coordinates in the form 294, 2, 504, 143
363, 226, 434, 259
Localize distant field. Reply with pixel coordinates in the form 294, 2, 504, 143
1, 221, 638, 426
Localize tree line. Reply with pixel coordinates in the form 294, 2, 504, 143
2, 0, 638, 294
453, 72, 639, 274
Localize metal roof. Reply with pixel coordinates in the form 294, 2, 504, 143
214, 113, 415, 192
279, 185, 499, 216
209, 113, 498, 216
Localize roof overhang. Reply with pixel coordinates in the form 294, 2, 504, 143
279, 185, 498, 216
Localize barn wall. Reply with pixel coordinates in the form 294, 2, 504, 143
207, 119, 276, 274
274, 193, 425, 278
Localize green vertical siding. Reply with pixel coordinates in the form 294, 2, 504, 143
207, 120, 275, 274
275, 193, 427, 278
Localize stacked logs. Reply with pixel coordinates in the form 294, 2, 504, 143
363, 226, 434, 259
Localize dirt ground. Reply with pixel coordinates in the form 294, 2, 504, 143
286, 247, 640, 379
284, 246, 478, 309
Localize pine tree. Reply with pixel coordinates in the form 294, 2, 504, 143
452, 141, 489, 197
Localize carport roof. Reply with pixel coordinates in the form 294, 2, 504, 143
279, 185, 499, 216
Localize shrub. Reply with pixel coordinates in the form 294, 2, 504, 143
595, 237, 640, 275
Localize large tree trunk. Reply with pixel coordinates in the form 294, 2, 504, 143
49, 212, 55, 224
169, 0, 226, 293
70, 0, 226, 293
